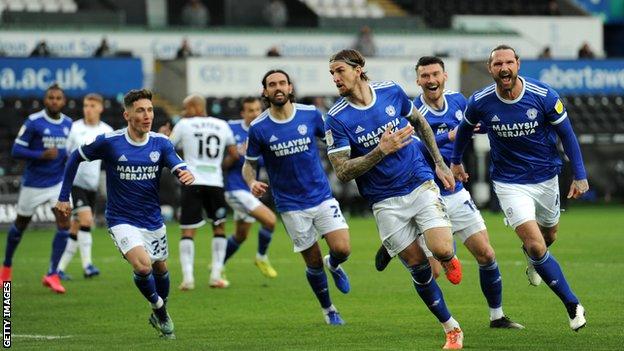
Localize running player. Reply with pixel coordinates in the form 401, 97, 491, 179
1, 83, 73, 294
451, 44, 587, 331
325, 49, 464, 349
222, 97, 278, 278
243, 69, 351, 325
56, 89, 193, 339
57, 93, 113, 279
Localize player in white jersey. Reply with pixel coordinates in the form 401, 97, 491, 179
57, 93, 113, 280
165, 94, 238, 289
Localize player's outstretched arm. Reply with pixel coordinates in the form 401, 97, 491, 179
243, 159, 268, 198
450, 119, 476, 182
553, 118, 589, 199
55, 150, 86, 217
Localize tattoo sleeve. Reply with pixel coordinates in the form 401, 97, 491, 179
327, 147, 385, 182
406, 108, 445, 164
242, 159, 258, 186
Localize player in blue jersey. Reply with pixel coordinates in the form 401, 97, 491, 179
243, 69, 351, 325
374, 56, 523, 330
55, 89, 194, 339
1, 83, 72, 294
325, 49, 464, 349
222, 97, 278, 278
451, 45, 588, 331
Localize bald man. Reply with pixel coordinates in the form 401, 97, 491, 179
165, 94, 238, 289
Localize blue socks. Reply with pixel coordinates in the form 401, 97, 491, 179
479, 260, 503, 309
48, 229, 69, 275
530, 251, 579, 305
409, 263, 452, 323
305, 266, 332, 309
328, 251, 348, 269
153, 271, 170, 302
133, 271, 160, 304
224, 236, 241, 263
3, 225, 23, 267
258, 227, 273, 256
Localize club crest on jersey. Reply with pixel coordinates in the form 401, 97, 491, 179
149, 151, 160, 162
385, 105, 396, 117
526, 108, 538, 120
297, 124, 307, 136
325, 130, 334, 146
455, 110, 463, 120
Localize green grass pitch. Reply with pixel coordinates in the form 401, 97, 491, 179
4, 205, 623, 350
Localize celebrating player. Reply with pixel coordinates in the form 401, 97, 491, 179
451, 45, 587, 331
1, 83, 73, 294
55, 89, 194, 339
222, 97, 278, 278
325, 49, 464, 349
164, 94, 238, 289
243, 69, 351, 325
57, 93, 113, 280
374, 56, 523, 329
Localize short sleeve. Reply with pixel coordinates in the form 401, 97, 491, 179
245, 125, 262, 161
463, 94, 482, 126
394, 83, 414, 117
169, 120, 183, 146
162, 139, 186, 173
66, 128, 79, 153
324, 115, 351, 155
543, 86, 567, 125
78, 134, 107, 162
224, 124, 236, 146
14, 119, 36, 147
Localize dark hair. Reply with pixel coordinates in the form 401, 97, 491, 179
123, 89, 152, 109
415, 56, 445, 72
45, 83, 65, 97
488, 44, 519, 65
261, 69, 295, 105
329, 49, 369, 81
241, 96, 261, 110
84, 93, 104, 104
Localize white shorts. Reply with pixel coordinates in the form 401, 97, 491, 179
108, 224, 169, 262
16, 183, 62, 217
372, 180, 451, 257
225, 190, 262, 223
493, 176, 560, 229
444, 188, 486, 243
280, 198, 349, 252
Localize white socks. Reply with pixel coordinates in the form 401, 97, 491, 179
58, 237, 78, 271
78, 230, 93, 269
179, 239, 195, 283
210, 237, 227, 280
489, 307, 504, 321
442, 316, 461, 333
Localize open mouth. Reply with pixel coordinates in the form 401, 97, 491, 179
426, 85, 439, 92
499, 72, 512, 84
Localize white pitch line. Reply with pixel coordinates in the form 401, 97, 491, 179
13, 334, 73, 340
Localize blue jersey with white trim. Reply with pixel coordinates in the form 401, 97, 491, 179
78, 129, 186, 230
325, 81, 433, 205
413, 91, 465, 196
14, 109, 73, 187
464, 76, 567, 184
246, 104, 332, 212
225, 119, 253, 192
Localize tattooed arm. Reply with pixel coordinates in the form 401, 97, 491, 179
327, 125, 414, 182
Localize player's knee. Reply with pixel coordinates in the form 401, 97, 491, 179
525, 241, 547, 259
474, 246, 496, 265
432, 248, 454, 262
234, 230, 248, 243
331, 243, 351, 259
133, 265, 152, 276
261, 214, 276, 231
543, 231, 557, 247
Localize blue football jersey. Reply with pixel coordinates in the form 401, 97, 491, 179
14, 109, 73, 187
246, 104, 333, 212
413, 91, 466, 196
77, 129, 186, 230
225, 119, 252, 192
325, 81, 433, 205
464, 76, 568, 184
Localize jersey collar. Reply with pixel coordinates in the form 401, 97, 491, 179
419, 94, 448, 116
495, 76, 526, 105
124, 128, 150, 146
346, 84, 377, 110
268, 104, 297, 124
42, 109, 65, 125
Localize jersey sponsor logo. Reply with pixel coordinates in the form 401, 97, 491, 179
269, 135, 279, 142
269, 137, 311, 157
118, 154, 128, 162
297, 124, 307, 136
554, 99, 564, 114
455, 110, 463, 120
355, 125, 365, 134
385, 105, 396, 117
116, 164, 159, 181
149, 151, 160, 163
325, 130, 334, 147
526, 108, 538, 120
491, 115, 500, 122
491, 121, 538, 138
356, 118, 401, 148
42, 136, 67, 148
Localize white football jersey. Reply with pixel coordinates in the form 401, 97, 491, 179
169, 116, 235, 187
66, 119, 113, 191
